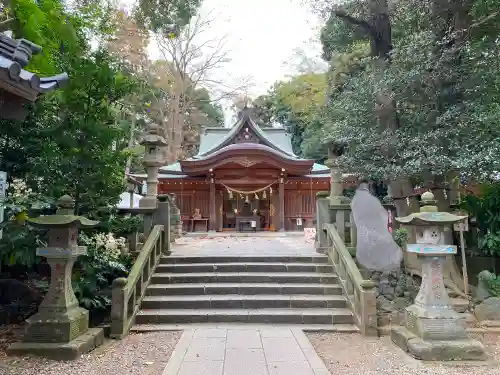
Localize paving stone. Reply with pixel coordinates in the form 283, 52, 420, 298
183, 338, 226, 361
267, 361, 314, 375
226, 329, 262, 349
224, 348, 268, 375
261, 337, 307, 362
177, 360, 224, 375
193, 328, 227, 339
259, 328, 294, 338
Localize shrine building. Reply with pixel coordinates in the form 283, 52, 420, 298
132, 108, 339, 232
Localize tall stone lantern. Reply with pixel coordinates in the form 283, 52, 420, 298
0, 32, 68, 120
324, 141, 349, 205
391, 191, 486, 361
139, 123, 167, 208
7, 195, 104, 360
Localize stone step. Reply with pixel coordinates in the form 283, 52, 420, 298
160, 255, 329, 264
146, 283, 343, 296
155, 262, 334, 274
151, 272, 338, 284
141, 294, 347, 309
135, 308, 355, 325
131, 323, 360, 333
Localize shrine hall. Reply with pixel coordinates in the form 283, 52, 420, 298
133, 108, 339, 232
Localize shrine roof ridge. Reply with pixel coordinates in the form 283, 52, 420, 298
197, 110, 295, 157
192, 142, 300, 161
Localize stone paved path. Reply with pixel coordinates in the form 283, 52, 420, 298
171, 235, 316, 256
162, 327, 329, 375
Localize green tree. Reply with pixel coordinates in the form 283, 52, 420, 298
302, 0, 500, 213
251, 73, 327, 158
134, 0, 202, 34
27, 50, 138, 214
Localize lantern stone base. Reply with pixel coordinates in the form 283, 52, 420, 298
22, 306, 90, 343
391, 326, 486, 361
7, 327, 104, 360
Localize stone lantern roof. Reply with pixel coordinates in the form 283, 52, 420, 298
140, 123, 167, 146
0, 32, 69, 120
27, 195, 99, 228
395, 191, 468, 225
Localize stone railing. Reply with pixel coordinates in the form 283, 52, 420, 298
323, 222, 377, 336
329, 204, 357, 255
110, 225, 165, 338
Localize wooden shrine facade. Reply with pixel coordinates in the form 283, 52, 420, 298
134, 108, 332, 232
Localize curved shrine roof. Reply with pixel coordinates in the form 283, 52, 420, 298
158, 107, 332, 178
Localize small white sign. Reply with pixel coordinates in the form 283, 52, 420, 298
251, 221, 256, 228
407, 243, 457, 255
296, 218, 302, 226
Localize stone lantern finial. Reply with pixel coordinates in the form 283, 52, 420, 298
419, 191, 438, 212
56, 194, 75, 215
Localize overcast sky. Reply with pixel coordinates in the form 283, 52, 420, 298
145, 0, 324, 124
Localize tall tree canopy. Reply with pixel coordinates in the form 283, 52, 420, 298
302, 0, 500, 185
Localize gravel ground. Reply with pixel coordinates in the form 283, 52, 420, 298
308, 332, 500, 375
0, 331, 182, 375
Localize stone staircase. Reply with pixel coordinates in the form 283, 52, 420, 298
132, 254, 359, 332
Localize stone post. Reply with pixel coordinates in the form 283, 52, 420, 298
156, 195, 171, 253
7, 195, 104, 360
139, 123, 167, 209
391, 192, 486, 361
315, 191, 330, 253
170, 193, 182, 240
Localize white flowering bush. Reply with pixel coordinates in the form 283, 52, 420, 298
74, 231, 132, 312
79, 232, 127, 259
3, 179, 36, 218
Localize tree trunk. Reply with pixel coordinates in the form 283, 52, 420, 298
124, 112, 136, 175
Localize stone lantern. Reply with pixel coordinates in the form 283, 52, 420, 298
391, 191, 486, 361
324, 141, 349, 205
0, 32, 68, 120
7, 195, 104, 360
139, 123, 167, 208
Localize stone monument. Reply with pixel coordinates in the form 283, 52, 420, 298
7, 195, 104, 360
391, 191, 486, 361
139, 123, 167, 208
351, 182, 403, 271
0, 32, 68, 120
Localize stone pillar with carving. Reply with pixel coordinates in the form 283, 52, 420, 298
7, 195, 104, 360
324, 141, 349, 205
391, 192, 486, 361
139, 123, 167, 209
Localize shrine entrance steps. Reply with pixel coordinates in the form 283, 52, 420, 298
132, 254, 359, 332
